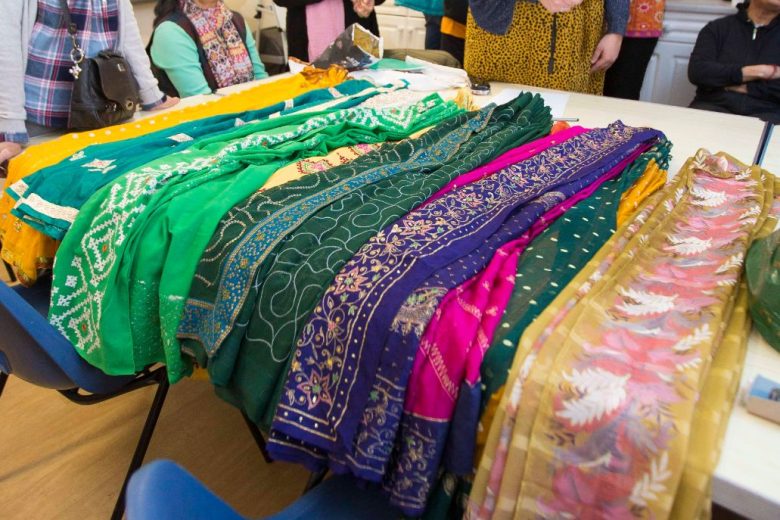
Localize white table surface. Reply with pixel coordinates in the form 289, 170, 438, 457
24, 75, 780, 519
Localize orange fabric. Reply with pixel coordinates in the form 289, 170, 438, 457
0, 68, 347, 285
441, 16, 466, 39
625, 0, 665, 38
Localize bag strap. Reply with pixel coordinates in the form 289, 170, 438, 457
58, 0, 85, 77
58, 0, 77, 36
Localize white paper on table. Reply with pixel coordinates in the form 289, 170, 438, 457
478, 87, 570, 118
350, 69, 465, 91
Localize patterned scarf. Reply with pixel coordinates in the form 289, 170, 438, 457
180, 0, 254, 88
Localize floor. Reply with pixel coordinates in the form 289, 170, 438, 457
0, 375, 308, 520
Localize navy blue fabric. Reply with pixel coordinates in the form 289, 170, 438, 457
468, 0, 516, 35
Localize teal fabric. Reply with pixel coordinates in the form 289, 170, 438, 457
9, 80, 384, 240
395, 0, 444, 16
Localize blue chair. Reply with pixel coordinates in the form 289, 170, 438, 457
127, 459, 400, 520
0, 277, 170, 520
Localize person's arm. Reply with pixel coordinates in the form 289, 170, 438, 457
150, 21, 212, 98
117, 0, 169, 108
590, 0, 628, 72
244, 30, 269, 80
0, 0, 30, 145
688, 21, 743, 89
746, 77, 780, 104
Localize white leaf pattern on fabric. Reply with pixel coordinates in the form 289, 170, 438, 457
715, 253, 744, 274
616, 287, 677, 316
665, 235, 712, 255
690, 185, 726, 207
557, 368, 629, 427
629, 452, 672, 507
672, 324, 711, 353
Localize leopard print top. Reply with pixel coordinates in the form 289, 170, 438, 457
464, 0, 606, 95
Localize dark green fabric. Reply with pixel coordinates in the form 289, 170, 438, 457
481, 139, 673, 404
181, 93, 553, 429
747, 229, 780, 352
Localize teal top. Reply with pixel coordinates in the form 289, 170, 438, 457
150, 21, 267, 98
395, 0, 444, 16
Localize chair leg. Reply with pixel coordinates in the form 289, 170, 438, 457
302, 469, 328, 494
240, 410, 273, 464
0, 372, 8, 398
110, 370, 170, 520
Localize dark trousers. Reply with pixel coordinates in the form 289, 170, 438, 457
424, 15, 442, 50
690, 96, 780, 124
604, 37, 659, 100
440, 33, 464, 65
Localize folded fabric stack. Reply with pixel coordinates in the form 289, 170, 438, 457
3, 70, 776, 519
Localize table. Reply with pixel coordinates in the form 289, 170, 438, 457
21, 75, 780, 519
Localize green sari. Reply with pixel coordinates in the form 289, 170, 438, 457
49, 95, 459, 381
180, 93, 553, 428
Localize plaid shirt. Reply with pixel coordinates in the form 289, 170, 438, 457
25, 0, 119, 128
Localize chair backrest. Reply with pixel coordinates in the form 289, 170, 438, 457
0, 279, 131, 393
127, 460, 246, 520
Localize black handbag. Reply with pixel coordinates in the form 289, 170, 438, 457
60, 0, 140, 130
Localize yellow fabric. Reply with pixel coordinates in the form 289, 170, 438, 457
617, 158, 667, 226
263, 143, 381, 191
464, 0, 605, 94
474, 159, 668, 464
469, 151, 776, 519
0, 68, 348, 285
671, 176, 779, 519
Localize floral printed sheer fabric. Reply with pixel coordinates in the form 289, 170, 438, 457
468, 150, 777, 519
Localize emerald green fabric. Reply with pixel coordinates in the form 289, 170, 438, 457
180, 92, 552, 429
747, 229, 780, 352
49, 95, 459, 381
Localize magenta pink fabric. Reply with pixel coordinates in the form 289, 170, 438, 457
306, 0, 345, 62
404, 143, 652, 420
423, 125, 589, 207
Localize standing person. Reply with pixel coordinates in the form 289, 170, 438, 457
274, 0, 385, 63
0, 0, 178, 164
604, 0, 665, 99
688, 0, 780, 123
464, 0, 629, 95
440, 0, 467, 64
149, 0, 268, 98
395, 0, 444, 50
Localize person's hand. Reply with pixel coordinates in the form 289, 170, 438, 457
590, 33, 623, 73
725, 84, 748, 94
0, 142, 23, 164
352, 0, 375, 18
146, 96, 180, 112
539, 0, 584, 14
741, 64, 780, 82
